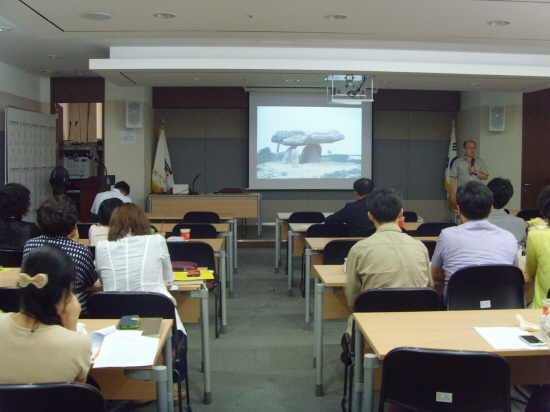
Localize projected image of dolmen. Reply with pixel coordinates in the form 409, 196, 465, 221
256, 130, 361, 179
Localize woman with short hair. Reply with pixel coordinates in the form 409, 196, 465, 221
0, 183, 41, 250
0, 245, 91, 383
88, 197, 123, 246
23, 195, 97, 316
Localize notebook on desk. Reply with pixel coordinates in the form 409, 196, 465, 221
174, 270, 214, 281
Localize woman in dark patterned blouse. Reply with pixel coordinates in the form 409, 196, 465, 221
0, 183, 41, 250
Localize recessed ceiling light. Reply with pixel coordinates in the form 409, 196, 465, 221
48, 55, 61, 59
471, 82, 482, 86
488, 20, 510, 26
42, 70, 61, 75
325, 14, 347, 20
0, 27, 11, 32
154, 13, 176, 19
192, 78, 202, 81
285, 79, 300, 82
74, 70, 85, 75
82, 12, 113, 20
380, 80, 392, 84
246, 15, 255, 19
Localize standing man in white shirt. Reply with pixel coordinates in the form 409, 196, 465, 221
90, 181, 132, 215
450, 140, 488, 204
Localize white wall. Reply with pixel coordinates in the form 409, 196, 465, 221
458, 91, 523, 210
104, 81, 153, 210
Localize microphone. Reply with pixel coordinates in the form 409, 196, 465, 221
87, 155, 108, 175
470, 158, 475, 175
189, 172, 201, 195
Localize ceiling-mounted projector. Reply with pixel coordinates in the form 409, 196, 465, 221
326, 75, 374, 105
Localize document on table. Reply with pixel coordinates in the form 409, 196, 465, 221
474, 327, 550, 350
93, 329, 160, 368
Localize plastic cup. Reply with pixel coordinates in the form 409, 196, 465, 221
180, 228, 191, 240
543, 299, 550, 316
398, 216, 405, 228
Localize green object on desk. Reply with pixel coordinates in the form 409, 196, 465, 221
119, 315, 140, 329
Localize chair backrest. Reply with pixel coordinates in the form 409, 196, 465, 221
0, 250, 24, 267
87, 245, 96, 258
415, 221, 457, 236
171, 223, 217, 239
516, 209, 542, 221
403, 211, 418, 222
306, 223, 347, 238
166, 241, 216, 271
0, 287, 20, 313
0, 382, 105, 412
421, 240, 436, 260
378, 347, 511, 412
354, 288, 440, 312
446, 264, 525, 310
77, 223, 93, 239
218, 187, 244, 193
87, 291, 177, 337
362, 227, 377, 238
183, 211, 220, 223
288, 211, 325, 224
323, 239, 359, 265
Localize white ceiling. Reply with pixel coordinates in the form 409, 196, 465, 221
2, 0, 550, 92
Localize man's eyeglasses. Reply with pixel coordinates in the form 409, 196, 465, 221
464, 147, 476, 150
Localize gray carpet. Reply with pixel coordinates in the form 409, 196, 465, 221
120, 245, 530, 412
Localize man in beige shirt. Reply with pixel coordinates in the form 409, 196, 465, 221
345, 188, 433, 311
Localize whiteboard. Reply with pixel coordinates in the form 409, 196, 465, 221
5, 106, 57, 222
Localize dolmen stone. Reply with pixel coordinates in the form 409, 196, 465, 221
271, 130, 344, 145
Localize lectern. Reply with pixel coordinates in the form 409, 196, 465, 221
75, 175, 115, 222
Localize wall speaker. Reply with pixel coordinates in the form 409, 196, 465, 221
489, 105, 505, 132
125, 100, 143, 128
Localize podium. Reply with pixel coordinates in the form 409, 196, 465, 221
75, 175, 115, 222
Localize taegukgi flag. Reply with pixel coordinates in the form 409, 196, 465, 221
151, 125, 174, 193
445, 119, 457, 207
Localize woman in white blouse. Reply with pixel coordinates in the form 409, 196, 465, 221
95, 203, 185, 334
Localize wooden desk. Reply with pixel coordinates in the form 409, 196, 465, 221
0, 267, 19, 287
167, 238, 229, 334
147, 193, 262, 237
86, 318, 174, 412
352, 309, 550, 412
147, 213, 238, 278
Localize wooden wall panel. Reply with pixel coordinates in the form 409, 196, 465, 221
374, 89, 460, 111
50, 77, 105, 112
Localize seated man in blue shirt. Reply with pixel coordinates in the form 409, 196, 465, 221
324, 178, 375, 236
431, 181, 517, 302
487, 177, 526, 245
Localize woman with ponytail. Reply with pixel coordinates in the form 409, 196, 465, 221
0, 245, 91, 383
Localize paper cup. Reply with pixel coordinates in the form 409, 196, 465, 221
159, 232, 166, 239
180, 228, 191, 240
398, 216, 405, 228
543, 299, 550, 316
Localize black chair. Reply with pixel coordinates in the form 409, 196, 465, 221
517, 209, 542, 221
288, 211, 325, 224
77, 223, 93, 240
378, 347, 511, 412
87, 291, 190, 412
0, 287, 20, 312
421, 240, 436, 260
0, 249, 24, 267
403, 211, 418, 222
415, 221, 456, 236
167, 241, 222, 338
446, 264, 525, 311
361, 227, 377, 237
183, 211, 220, 224
87, 245, 96, 258
0, 382, 106, 412
342, 288, 440, 411
172, 223, 217, 239
306, 223, 347, 238
323, 239, 359, 265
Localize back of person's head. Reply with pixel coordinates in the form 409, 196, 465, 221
456, 181, 493, 220
487, 178, 514, 209
0, 183, 31, 220
19, 245, 75, 326
37, 195, 78, 236
353, 178, 374, 197
538, 186, 550, 221
108, 203, 150, 241
98, 198, 123, 226
114, 181, 130, 196
367, 188, 403, 223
